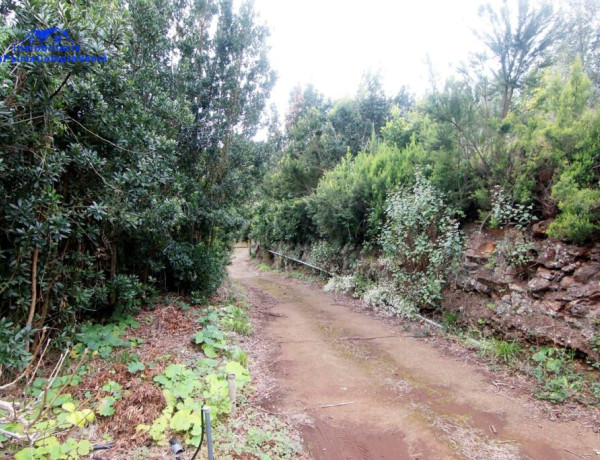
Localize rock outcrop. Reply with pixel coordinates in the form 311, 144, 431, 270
449, 223, 600, 360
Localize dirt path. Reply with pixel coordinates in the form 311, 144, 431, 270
229, 248, 600, 460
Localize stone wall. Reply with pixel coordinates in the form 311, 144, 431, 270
452, 223, 600, 359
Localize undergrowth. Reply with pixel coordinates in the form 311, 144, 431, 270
0, 289, 301, 459
466, 330, 600, 406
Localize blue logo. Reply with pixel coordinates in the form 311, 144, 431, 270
3, 27, 108, 64
20, 27, 75, 45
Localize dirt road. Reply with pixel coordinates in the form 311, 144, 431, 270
229, 248, 600, 459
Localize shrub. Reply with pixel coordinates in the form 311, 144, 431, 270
164, 242, 226, 300
323, 275, 357, 296
489, 186, 537, 229
308, 142, 418, 247
493, 233, 535, 272
0, 318, 33, 375
362, 284, 416, 317
381, 173, 463, 308
548, 171, 600, 243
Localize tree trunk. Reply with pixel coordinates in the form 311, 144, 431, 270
25, 247, 39, 352
110, 241, 117, 305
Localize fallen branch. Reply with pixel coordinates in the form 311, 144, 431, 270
492, 381, 515, 389
321, 401, 354, 409
563, 448, 590, 459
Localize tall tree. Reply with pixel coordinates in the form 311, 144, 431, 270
478, 0, 561, 118
0, 0, 273, 347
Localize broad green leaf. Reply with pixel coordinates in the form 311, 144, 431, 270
163, 389, 176, 407
14, 448, 33, 460
202, 345, 218, 358
170, 409, 192, 431
98, 397, 116, 416
61, 402, 76, 413
128, 361, 145, 373
76, 440, 93, 456
154, 375, 169, 386
165, 364, 185, 379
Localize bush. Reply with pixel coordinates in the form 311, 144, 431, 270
323, 275, 357, 296
362, 284, 416, 317
548, 170, 600, 243
0, 318, 33, 375
106, 274, 146, 317
489, 186, 537, 229
309, 142, 418, 247
164, 242, 226, 300
381, 173, 463, 308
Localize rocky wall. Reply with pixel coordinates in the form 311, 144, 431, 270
452, 223, 600, 360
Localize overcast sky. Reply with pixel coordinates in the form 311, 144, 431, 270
252, 0, 497, 116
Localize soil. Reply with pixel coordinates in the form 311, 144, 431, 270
229, 248, 600, 460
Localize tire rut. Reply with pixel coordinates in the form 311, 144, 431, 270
229, 249, 600, 459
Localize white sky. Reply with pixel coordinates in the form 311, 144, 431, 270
252, 0, 496, 115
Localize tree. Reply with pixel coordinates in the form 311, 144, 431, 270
0, 0, 273, 354
356, 70, 391, 140
478, 0, 561, 118
560, 0, 600, 92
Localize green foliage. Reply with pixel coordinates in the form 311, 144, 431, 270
531, 347, 584, 403
489, 187, 537, 229
0, 0, 273, 356
309, 142, 423, 246
127, 361, 145, 374
145, 359, 251, 446
492, 234, 535, 271
193, 326, 228, 358
2, 351, 96, 458
480, 338, 521, 365
442, 311, 460, 329
362, 284, 416, 318
72, 320, 137, 360
548, 170, 600, 243
219, 305, 252, 336
0, 319, 33, 374
381, 173, 463, 308
15, 437, 94, 460
324, 275, 358, 296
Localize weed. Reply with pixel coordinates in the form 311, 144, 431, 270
531, 347, 584, 403
220, 305, 252, 336
141, 361, 252, 446
442, 311, 459, 328
2, 349, 96, 459
480, 338, 521, 365
289, 271, 306, 280
213, 409, 302, 459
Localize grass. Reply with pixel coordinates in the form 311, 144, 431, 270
479, 338, 521, 365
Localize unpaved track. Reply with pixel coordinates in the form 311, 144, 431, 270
229, 248, 600, 459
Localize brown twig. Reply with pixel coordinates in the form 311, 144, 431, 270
321, 401, 354, 408
563, 448, 590, 459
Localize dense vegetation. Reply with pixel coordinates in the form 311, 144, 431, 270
0, 0, 273, 368
251, 0, 600, 271
4, 0, 600, 455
